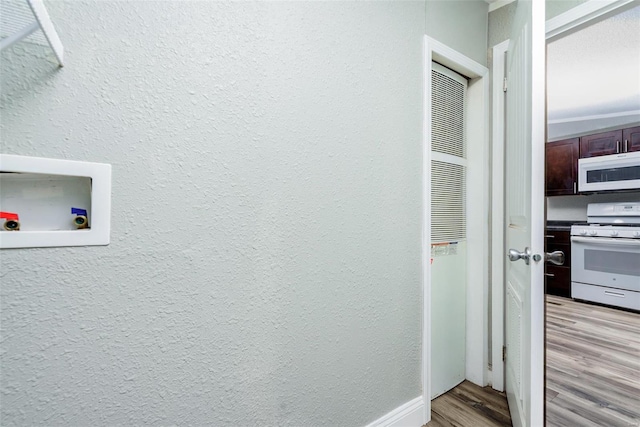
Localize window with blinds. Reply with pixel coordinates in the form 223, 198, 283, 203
431, 63, 467, 244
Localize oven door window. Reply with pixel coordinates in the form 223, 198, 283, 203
572, 240, 640, 292
584, 249, 640, 276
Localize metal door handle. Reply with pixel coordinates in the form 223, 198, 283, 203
624, 139, 629, 152
508, 247, 531, 265
545, 250, 565, 266
616, 140, 620, 153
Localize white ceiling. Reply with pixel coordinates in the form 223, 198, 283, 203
547, 6, 640, 121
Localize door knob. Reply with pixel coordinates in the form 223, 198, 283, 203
545, 250, 565, 266
508, 247, 531, 265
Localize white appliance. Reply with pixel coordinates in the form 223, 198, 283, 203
571, 202, 640, 311
578, 151, 640, 192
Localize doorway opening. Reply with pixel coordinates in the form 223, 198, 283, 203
491, 1, 639, 425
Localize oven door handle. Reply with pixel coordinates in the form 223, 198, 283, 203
571, 236, 640, 246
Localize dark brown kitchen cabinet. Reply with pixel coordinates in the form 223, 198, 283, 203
544, 228, 571, 298
623, 126, 640, 153
545, 138, 579, 196
545, 126, 638, 197
579, 130, 623, 158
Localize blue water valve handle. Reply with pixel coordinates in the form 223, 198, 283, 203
71, 207, 89, 229
71, 208, 87, 216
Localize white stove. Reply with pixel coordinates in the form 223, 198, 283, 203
571, 201, 640, 239
570, 202, 640, 311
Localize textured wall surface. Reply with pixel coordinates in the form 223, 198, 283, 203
0, 2, 425, 425
488, 0, 592, 47
426, 0, 489, 67
488, 2, 517, 48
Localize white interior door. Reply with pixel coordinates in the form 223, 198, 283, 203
504, 1, 545, 426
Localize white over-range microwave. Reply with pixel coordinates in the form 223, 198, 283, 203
578, 150, 640, 192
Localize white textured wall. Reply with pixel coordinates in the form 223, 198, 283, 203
488, 0, 591, 47
0, 2, 425, 425
488, 1, 517, 48
426, 0, 489, 66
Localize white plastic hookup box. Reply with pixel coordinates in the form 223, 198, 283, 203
0, 154, 111, 249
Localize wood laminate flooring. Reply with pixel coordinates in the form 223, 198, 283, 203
546, 295, 640, 427
424, 297, 639, 427
425, 380, 511, 427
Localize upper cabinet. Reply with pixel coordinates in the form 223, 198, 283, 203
579, 130, 622, 158
546, 125, 640, 196
623, 126, 640, 153
579, 126, 640, 158
546, 138, 579, 196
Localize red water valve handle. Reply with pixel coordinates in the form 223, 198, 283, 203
0, 212, 19, 220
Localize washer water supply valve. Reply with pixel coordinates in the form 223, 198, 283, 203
71, 207, 89, 229
0, 212, 20, 231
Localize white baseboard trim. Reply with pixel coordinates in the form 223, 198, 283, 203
365, 396, 425, 427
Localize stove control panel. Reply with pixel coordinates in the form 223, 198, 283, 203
571, 225, 640, 239
576, 202, 640, 239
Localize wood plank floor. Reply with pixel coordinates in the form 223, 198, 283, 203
425, 380, 511, 427
424, 297, 639, 427
546, 295, 640, 427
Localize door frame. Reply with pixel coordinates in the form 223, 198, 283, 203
422, 36, 489, 423
489, 0, 636, 396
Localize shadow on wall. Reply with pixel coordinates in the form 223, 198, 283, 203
0, 44, 62, 109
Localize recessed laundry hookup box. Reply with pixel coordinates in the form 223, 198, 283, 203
0, 154, 111, 249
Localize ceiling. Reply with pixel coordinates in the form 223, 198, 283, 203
547, 5, 640, 121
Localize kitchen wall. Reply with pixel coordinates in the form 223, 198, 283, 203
547, 120, 640, 142
547, 192, 640, 221
1, 2, 431, 425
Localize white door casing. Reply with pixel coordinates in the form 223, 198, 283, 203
490, 38, 509, 393
423, 36, 489, 424
504, 1, 545, 427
